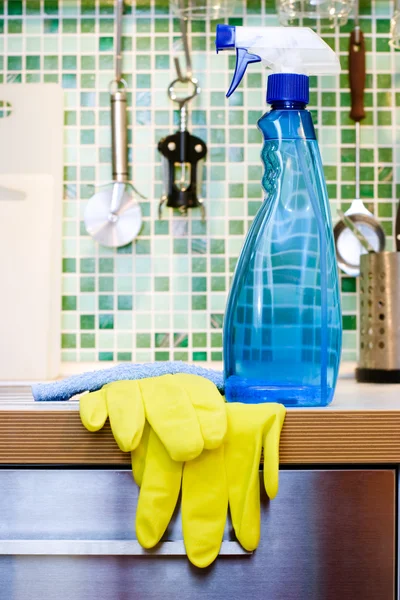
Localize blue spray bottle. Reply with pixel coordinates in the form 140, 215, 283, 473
217, 26, 342, 407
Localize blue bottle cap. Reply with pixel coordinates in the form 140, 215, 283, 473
267, 73, 309, 105
215, 24, 236, 53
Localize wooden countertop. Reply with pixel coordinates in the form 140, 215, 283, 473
0, 364, 399, 465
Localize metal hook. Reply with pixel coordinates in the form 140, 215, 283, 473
115, 0, 124, 83
354, 0, 360, 45
174, 17, 193, 82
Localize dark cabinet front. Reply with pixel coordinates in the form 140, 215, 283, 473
0, 468, 395, 600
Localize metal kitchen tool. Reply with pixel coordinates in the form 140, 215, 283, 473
356, 251, 400, 382
336, 210, 375, 253
334, 10, 385, 276
395, 200, 400, 251
158, 18, 207, 220
84, 0, 143, 248
390, 0, 400, 49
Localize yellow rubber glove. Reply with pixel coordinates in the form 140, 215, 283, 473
80, 374, 226, 461
134, 401, 285, 568
79, 374, 227, 554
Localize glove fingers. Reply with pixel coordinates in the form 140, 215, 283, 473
182, 446, 228, 568
79, 389, 108, 432
177, 374, 227, 450
136, 428, 182, 549
263, 404, 286, 500
105, 381, 145, 453
224, 404, 264, 552
139, 375, 204, 462
131, 422, 150, 487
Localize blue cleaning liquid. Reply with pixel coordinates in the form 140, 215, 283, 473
224, 99, 342, 408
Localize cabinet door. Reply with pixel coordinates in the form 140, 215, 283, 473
0, 468, 395, 600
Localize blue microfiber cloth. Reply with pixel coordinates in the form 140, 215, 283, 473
32, 361, 224, 402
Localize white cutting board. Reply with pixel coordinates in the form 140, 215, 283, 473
0, 85, 63, 380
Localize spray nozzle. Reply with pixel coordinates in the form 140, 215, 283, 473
216, 24, 341, 98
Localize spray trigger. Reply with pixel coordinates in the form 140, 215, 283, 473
227, 48, 261, 97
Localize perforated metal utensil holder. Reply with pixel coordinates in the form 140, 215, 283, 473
356, 251, 400, 383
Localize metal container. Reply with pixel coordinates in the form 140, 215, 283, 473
356, 251, 400, 382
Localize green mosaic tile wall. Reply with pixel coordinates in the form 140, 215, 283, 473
0, 0, 397, 363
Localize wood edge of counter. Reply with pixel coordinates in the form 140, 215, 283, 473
0, 409, 400, 465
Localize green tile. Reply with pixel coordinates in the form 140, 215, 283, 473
44, 18, 59, 33
210, 313, 224, 328
99, 295, 114, 310
321, 92, 336, 107
210, 148, 225, 162
99, 276, 114, 292
81, 18, 95, 32
117, 352, 132, 361
211, 257, 225, 272
99, 258, 114, 273
211, 276, 226, 292
79, 333, 95, 349
26, 1, 41, 13
99, 314, 114, 329
8, 56, 22, 70
359, 166, 374, 181
136, 240, 151, 254
62, 296, 77, 311
174, 333, 188, 348
80, 277, 95, 293
8, 20, 22, 33
378, 184, 392, 198
192, 295, 207, 310
378, 167, 393, 183
44, 0, 58, 14
360, 148, 374, 163
80, 315, 95, 330
63, 18, 77, 33
62, 258, 76, 273
155, 332, 169, 351
155, 276, 169, 292
376, 18, 390, 33
99, 352, 114, 361
80, 258, 95, 273
229, 220, 244, 235
211, 332, 222, 347
62, 74, 76, 88
136, 333, 151, 348
62, 333, 76, 349
173, 239, 188, 254
322, 111, 336, 126
377, 112, 391, 126
8, 1, 23, 15
376, 38, 389, 52
193, 333, 207, 347
378, 203, 392, 218
192, 277, 207, 292
193, 351, 207, 361
118, 295, 133, 310
25, 56, 40, 70
378, 148, 392, 162
377, 91, 391, 108
80, 129, 95, 144
210, 239, 225, 254
343, 315, 357, 330
99, 36, 113, 51
155, 351, 170, 361
229, 183, 244, 198
155, 220, 169, 235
